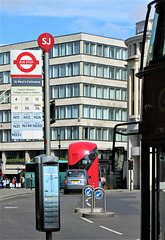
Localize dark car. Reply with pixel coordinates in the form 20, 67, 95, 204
64, 169, 89, 194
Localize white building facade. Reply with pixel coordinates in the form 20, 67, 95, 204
125, 21, 152, 189
0, 33, 127, 187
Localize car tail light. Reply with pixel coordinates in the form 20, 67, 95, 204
65, 179, 67, 184
85, 179, 88, 184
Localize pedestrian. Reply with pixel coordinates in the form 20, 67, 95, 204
6, 177, 10, 188
101, 176, 106, 189
12, 178, 15, 189
14, 176, 17, 188
2, 179, 6, 188
21, 176, 25, 188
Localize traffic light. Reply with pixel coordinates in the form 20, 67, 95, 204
128, 159, 134, 170
50, 100, 55, 124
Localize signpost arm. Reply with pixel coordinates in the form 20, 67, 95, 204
44, 51, 51, 156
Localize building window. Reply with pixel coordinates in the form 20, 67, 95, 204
51, 127, 79, 140
0, 52, 10, 65
50, 62, 80, 78
0, 72, 10, 84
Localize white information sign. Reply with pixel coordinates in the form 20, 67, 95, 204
10, 50, 43, 140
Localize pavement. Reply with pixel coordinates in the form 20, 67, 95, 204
0, 188, 35, 200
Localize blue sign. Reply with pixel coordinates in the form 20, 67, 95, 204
85, 187, 92, 196
95, 190, 103, 199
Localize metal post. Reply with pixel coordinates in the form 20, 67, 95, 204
46, 232, 52, 240
44, 50, 52, 240
44, 52, 51, 156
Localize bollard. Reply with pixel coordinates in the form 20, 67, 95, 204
93, 187, 106, 213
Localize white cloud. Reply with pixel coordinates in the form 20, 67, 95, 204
1, 0, 150, 24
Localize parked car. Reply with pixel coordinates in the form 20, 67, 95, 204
64, 169, 89, 194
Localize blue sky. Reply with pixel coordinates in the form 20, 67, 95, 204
1, 0, 151, 45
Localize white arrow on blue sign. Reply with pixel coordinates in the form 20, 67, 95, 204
95, 190, 103, 199
85, 187, 93, 196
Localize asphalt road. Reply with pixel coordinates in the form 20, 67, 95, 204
0, 189, 140, 240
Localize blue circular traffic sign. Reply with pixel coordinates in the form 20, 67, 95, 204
95, 190, 103, 199
85, 187, 93, 196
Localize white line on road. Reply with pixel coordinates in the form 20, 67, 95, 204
99, 225, 123, 235
81, 217, 93, 224
5, 206, 18, 209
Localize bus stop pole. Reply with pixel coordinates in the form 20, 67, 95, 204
44, 50, 52, 240
44, 51, 51, 157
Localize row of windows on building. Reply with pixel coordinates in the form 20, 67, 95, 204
0, 63, 127, 85
50, 62, 127, 80
0, 83, 127, 104
0, 105, 127, 123
0, 40, 127, 66
0, 127, 127, 142
84, 41, 127, 60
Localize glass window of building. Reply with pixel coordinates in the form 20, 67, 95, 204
97, 86, 102, 98
52, 128, 58, 140
122, 110, 127, 121
73, 41, 80, 54
72, 105, 79, 118
90, 128, 95, 140
84, 84, 90, 97
122, 69, 127, 80
73, 63, 79, 75
103, 108, 109, 120
66, 43, 72, 55
116, 68, 121, 80
110, 67, 115, 79
116, 109, 121, 120
90, 106, 96, 119
104, 45, 109, 58
54, 45, 59, 57
104, 66, 109, 78
91, 43, 96, 55
90, 85, 96, 98
84, 42, 90, 54
52, 86, 59, 98
84, 106, 89, 118
59, 106, 65, 119
97, 128, 102, 140
116, 89, 121, 100
73, 84, 79, 97
59, 64, 65, 77
66, 85, 72, 97
97, 44, 103, 57
122, 89, 127, 101
97, 107, 102, 119
72, 127, 78, 139
110, 46, 115, 58
59, 85, 65, 98
65, 127, 72, 139
97, 65, 103, 78
109, 108, 115, 120
66, 106, 72, 118
110, 88, 115, 99
91, 64, 96, 77
116, 47, 122, 59
84, 63, 90, 75
66, 64, 72, 76
103, 129, 109, 141
103, 87, 109, 99
123, 49, 128, 60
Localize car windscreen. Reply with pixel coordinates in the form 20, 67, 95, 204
67, 171, 85, 178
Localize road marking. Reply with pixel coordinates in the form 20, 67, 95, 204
5, 206, 18, 209
99, 226, 123, 235
81, 217, 93, 224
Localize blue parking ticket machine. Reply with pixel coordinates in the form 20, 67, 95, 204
35, 154, 60, 232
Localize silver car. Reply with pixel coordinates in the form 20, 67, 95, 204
64, 169, 89, 194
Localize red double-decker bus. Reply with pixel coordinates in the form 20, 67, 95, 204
68, 142, 99, 188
